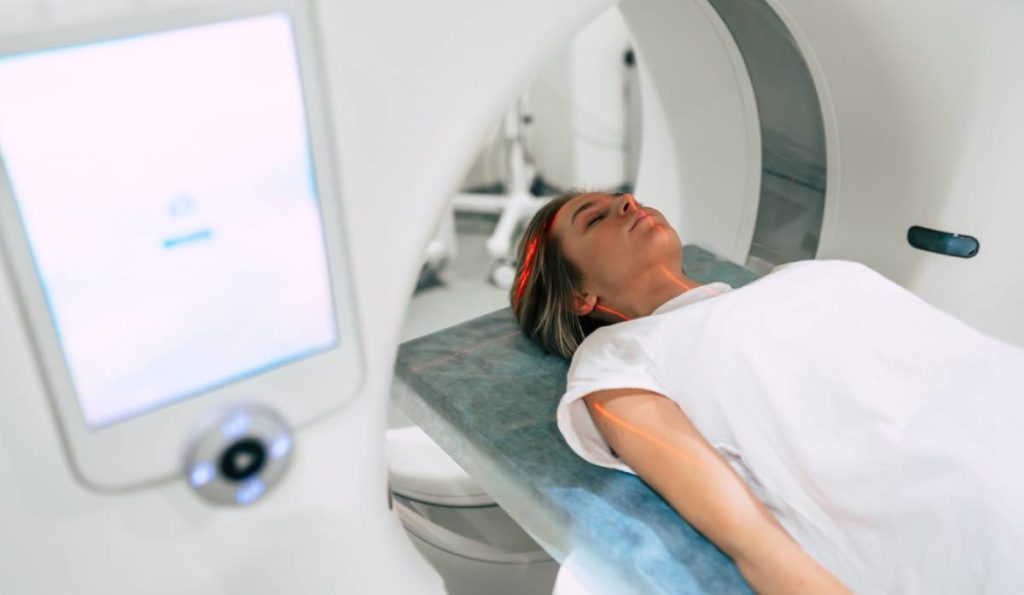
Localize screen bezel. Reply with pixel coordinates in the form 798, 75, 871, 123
0, 0, 364, 490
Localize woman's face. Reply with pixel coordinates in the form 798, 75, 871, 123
552, 192, 682, 299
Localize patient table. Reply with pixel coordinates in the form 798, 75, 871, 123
393, 245, 762, 594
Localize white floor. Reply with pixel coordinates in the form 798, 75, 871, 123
390, 214, 512, 429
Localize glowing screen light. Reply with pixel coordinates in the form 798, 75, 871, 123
0, 14, 338, 427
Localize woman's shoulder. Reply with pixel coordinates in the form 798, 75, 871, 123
566, 321, 666, 392
572, 319, 657, 366
577, 321, 642, 352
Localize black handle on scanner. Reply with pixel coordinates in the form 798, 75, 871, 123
907, 226, 979, 258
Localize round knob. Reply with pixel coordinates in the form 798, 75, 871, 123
184, 406, 293, 506
219, 437, 267, 482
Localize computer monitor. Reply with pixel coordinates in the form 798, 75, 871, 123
0, 0, 363, 489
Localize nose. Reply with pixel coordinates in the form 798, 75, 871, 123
617, 193, 637, 215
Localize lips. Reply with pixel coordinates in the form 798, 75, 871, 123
630, 211, 651, 232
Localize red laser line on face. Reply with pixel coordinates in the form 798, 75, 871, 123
625, 194, 655, 229
591, 402, 709, 472
410, 330, 521, 374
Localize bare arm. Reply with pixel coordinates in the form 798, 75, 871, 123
583, 388, 851, 595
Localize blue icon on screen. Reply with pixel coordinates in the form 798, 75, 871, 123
167, 194, 197, 217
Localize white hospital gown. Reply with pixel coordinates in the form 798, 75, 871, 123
556, 259, 1024, 594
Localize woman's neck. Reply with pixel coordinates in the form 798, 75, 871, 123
597, 268, 704, 321
644, 267, 704, 316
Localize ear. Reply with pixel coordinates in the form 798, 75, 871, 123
572, 291, 598, 316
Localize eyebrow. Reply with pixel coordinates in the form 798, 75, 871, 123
570, 200, 597, 227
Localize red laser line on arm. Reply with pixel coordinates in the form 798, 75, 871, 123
591, 401, 709, 472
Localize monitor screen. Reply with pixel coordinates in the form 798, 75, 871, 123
0, 13, 339, 427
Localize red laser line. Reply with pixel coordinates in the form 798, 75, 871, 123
658, 265, 723, 296
410, 330, 521, 374
514, 216, 555, 309
514, 235, 541, 307
595, 303, 632, 321
659, 265, 691, 291
592, 401, 708, 471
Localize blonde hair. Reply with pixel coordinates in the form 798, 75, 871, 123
510, 191, 607, 359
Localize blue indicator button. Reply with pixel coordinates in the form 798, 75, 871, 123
270, 434, 292, 459
221, 412, 250, 440
236, 479, 266, 505
189, 462, 216, 487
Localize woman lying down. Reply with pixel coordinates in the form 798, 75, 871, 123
510, 190, 1024, 594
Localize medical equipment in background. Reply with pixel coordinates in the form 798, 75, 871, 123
0, 3, 442, 593
450, 96, 552, 289
419, 201, 457, 292
2, 0, 1024, 594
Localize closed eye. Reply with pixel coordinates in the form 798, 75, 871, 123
586, 213, 605, 229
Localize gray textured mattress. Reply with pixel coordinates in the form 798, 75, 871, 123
393, 244, 763, 594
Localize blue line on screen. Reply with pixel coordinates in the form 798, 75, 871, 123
163, 228, 212, 249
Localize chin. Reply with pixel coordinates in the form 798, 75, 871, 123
644, 222, 682, 250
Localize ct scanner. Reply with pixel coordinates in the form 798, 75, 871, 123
1, 0, 1022, 593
